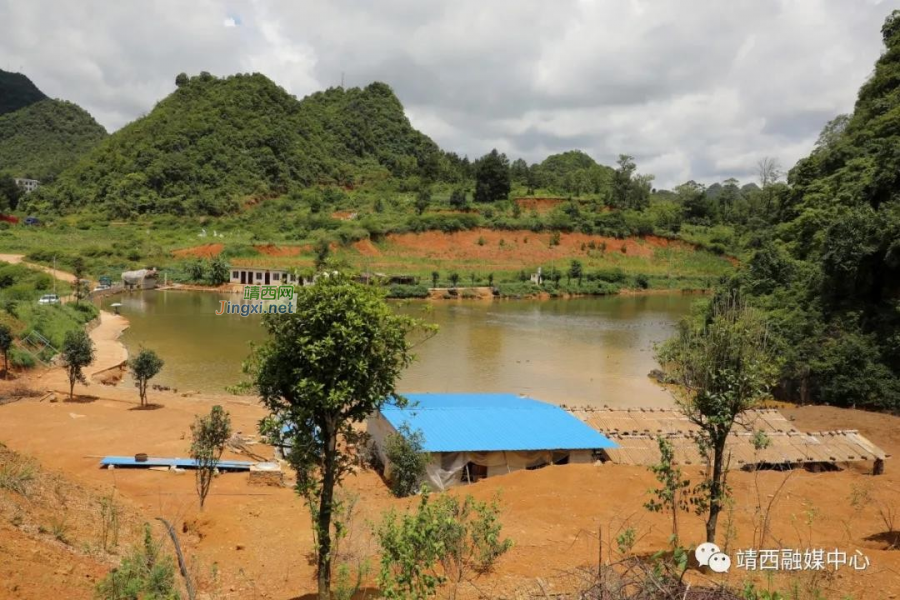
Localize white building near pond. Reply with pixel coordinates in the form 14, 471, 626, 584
229, 267, 310, 287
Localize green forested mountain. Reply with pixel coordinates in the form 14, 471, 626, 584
0, 70, 107, 181
733, 10, 900, 410
0, 99, 107, 181
534, 150, 614, 196
0, 69, 47, 115
47, 73, 444, 216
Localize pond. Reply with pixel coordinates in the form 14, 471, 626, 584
103, 291, 697, 407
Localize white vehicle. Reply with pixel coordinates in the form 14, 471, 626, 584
38, 294, 60, 305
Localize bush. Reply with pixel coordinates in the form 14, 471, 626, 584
590, 268, 627, 284
383, 426, 430, 498
386, 284, 429, 299
496, 282, 541, 298
95, 523, 180, 600
635, 274, 650, 289
9, 347, 35, 369
376, 489, 512, 600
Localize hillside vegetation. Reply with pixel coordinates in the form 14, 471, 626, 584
44, 74, 444, 216
0, 99, 107, 181
0, 69, 46, 116
721, 10, 900, 410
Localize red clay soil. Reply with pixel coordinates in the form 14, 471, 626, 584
382, 228, 688, 262
253, 244, 308, 257
1, 391, 899, 599
514, 197, 566, 214
171, 243, 224, 259
352, 238, 381, 257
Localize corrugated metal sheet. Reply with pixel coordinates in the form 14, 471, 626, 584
380, 393, 617, 453
568, 407, 888, 467
100, 456, 254, 471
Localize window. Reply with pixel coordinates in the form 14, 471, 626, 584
232, 271, 238, 279
256, 272, 262, 280
273, 273, 280, 281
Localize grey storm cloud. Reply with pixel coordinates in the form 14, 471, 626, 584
0, 0, 895, 187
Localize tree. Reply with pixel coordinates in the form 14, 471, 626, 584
473, 149, 511, 203
610, 154, 637, 209
384, 425, 430, 498
208, 255, 229, 285
756, 157, 782, 189
487, 273, 494, 287
449, 272, 460, 288
0, 174, 23, 212
431, 271, 439, 288
568, 260, 583, 285
250, 276, 429, 600
415, 188, 431, 215
175, 72, 189, 87
129, 349, 164, 407
644, 436, 694, 547
314, 239, 330, 271
190, 405, 232, 509
72, 257, 89, 304
0, 323, 12, 378
449, 189, 467, 210
656, 292, 778, 544
61, 329, 95, 401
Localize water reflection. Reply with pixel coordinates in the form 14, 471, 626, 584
105, 292, 696, 407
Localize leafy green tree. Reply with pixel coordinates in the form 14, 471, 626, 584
656, 292, 778, 544
384, 425, 430, 498
568, 260, 583, 285
449, 272, 460, 288
431, 271, 439, 288
314, 239, 330, 271
186, 260, 206, 282
473, 149, 510, 203
129, 348, 164, 407
644, 436, 694, 546
190, 405, 232, 509
0, 174, 23, 212
175, 72, 188, 87
449, 189, 467, 210
208, 255, 229, 285
249, 276, 430, 600
61, 329, 94, 401
610, 154, 652, 210
0, 323, 12, 377
71, 256, 88, 304
415, 188, 431, 215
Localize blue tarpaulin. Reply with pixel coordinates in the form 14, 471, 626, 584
380, 393, 617, 453
100, 456, 254, 471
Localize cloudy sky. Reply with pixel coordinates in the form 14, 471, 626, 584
1, 0, 895, 187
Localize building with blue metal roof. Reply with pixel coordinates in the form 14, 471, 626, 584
367, 393, 617, 490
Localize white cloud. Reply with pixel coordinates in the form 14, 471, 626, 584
0, 0, 895, 187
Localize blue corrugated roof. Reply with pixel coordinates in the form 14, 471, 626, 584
380, 393, 617, 452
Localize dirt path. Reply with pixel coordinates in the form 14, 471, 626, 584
0, 253, 79, 283
2, 253, 128, 388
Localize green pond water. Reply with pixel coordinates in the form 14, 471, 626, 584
103, 291, 696, 407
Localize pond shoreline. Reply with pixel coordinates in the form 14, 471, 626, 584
149, 281, 712, 301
